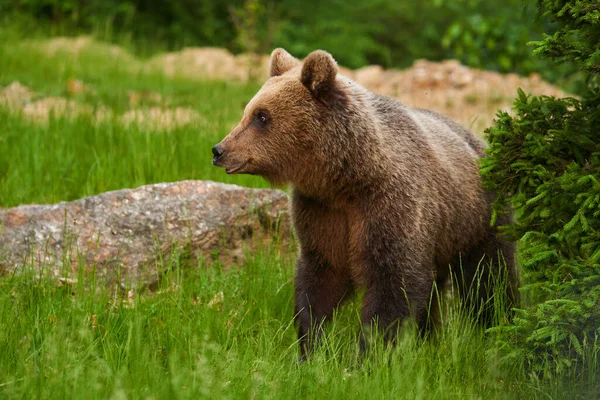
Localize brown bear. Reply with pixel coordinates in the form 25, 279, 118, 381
212, 48, 519, 358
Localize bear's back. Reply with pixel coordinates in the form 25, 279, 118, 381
366, 92, 490, 254
368, 93, 485, 179
410, 108, 486, 157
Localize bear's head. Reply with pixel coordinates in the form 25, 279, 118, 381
212, 48, 349, 189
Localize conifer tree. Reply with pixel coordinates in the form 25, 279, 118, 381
481, 0, 600, 379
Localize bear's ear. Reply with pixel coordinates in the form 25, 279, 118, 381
269, 48, 300, 77
300, 50, 338, 99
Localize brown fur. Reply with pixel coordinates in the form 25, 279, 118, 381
212, 48, 519, 359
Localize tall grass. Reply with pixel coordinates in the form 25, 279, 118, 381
0, 248, 524, 399
0, 34, 598, 399
0, 37, 270, 207
0, 109, 271, 207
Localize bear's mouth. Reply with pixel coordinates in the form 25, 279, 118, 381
226, 161, 249, 175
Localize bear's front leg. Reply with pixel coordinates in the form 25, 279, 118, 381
358, 222, 435, 352
295, 251, 354, 361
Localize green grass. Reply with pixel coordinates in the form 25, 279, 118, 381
0, 35, 598, 399
0, 108, 270, 207
1, 251, 595, 399
0, 37, 270, 207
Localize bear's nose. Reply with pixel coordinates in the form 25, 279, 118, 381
212, 145, 224, 159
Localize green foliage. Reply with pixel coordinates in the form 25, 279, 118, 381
230, 0, 280, 55
272, 0, 450, 69
1, 0, 242, 51
0, 0, 578, 87
530, 0, 600, 77
439, 0, 549, 75
480, 0, 600, 382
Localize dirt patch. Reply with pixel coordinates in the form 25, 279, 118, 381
22, 97, 90, 123
150, 47, 242, 80
36, 36, 97, 56
21, 97, 102, 124
0, 82, 35, 111
6, 37, 572, 134
120, 107, 203, 131
31, 36, 138, 65
0, 82, 200, 130
149, 47, 270, 82
346, 59, 569, 133
127, 90, 166, 107
147, 45, 569, 133
66, 79, 95, 97
0, 78, 104, 122
234, 52, 271, 81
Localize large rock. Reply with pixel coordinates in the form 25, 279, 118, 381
0, 181, 290, 287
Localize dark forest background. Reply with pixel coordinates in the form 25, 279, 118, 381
0, 0, 579, 89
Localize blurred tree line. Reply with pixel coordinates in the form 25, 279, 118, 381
0, 0, 577, 86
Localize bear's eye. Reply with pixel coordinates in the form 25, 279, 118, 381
255, 111, 269, 125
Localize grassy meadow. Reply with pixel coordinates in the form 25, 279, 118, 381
0, 37, 597, 399
0, 38, 267, 207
